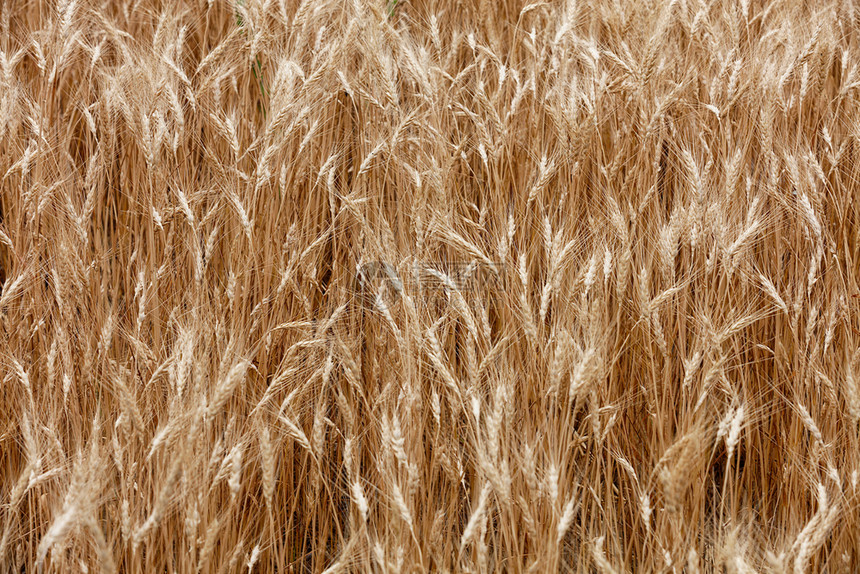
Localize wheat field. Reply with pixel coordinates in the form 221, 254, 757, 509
1, 0, 860, 571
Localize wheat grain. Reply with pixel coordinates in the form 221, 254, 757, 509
1, 1, 857, 571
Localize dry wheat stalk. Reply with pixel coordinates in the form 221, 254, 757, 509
0, 0, 858, 571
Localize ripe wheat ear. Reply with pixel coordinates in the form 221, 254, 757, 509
1, 0, 860, 572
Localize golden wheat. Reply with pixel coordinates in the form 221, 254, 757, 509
2, 0, 860, 571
